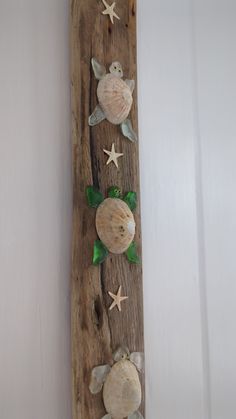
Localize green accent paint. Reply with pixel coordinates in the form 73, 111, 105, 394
123, 191, 137, 211
93, 240, 109, 265
86, 186, 104, 208
108, 186, 122, 199
125, 242, 140, 264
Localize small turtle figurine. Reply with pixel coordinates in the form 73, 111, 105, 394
86, 186, 140, 265
89, 58, 137, 142
90, 346, 144, 419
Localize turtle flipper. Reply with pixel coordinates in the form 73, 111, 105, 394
125, 78, 135, 93
86, 186, 104, 208
120, 119, 138, 142
91, 57, 106, 80
93, 240, 109, 265
89, 364, 111, 394
130, 352, 145, 373
128, 412, 144, 419
89, 105, 106, 126
123, 191, 137, 211
125, 242, 140, 264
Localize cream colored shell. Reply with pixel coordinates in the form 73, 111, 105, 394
103, 360, 142, 419
95, 198, 135, 254
97, 74, 133, 125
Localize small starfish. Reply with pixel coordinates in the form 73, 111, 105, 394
101, 0, 120, 24
108, 286, 128, 312
103, 143, 123, 168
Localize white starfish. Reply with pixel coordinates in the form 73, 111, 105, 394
108, 286, 128, 312
103, 143, 123, 168
101, 0, 120, 24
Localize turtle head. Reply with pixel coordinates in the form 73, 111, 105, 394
113, 346, 130, 363
109, 61, 123, 78
108, 186, 122, 199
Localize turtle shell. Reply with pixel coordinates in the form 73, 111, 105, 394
97, 74, 133, 125
95, 198, 135, 254
103, 360, 142, 419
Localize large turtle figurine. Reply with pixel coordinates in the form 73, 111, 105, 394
89, 58, 137, 142
90, 346, 144, 419
86, 186, 140, 265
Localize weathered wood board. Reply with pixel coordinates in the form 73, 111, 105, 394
70, 0, 144, 417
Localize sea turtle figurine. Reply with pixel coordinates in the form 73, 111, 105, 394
89, 346, 144, 419
86, 185, 140, 265
89, 58, 137, 142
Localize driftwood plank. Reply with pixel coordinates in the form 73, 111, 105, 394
70, 0, 144, 417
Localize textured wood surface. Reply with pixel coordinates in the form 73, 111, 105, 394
70, 1, 144, 418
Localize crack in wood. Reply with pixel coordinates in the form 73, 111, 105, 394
93, 295, 104, 330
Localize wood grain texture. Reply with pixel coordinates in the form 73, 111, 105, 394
70, 1, 144, 418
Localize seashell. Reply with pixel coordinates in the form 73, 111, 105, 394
97, 74, 133, 125
95, 198, 136, 254
103, 360, 142, 419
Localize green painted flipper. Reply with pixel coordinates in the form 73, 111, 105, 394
125, 242, 140, 264
93, 240, 109, 265
123, 191, 137, 211
86, 186, 104, 208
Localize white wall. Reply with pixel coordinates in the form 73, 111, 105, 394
0, 1, 236, 419
0, 2, 71, 419
138, 1, 236, 419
